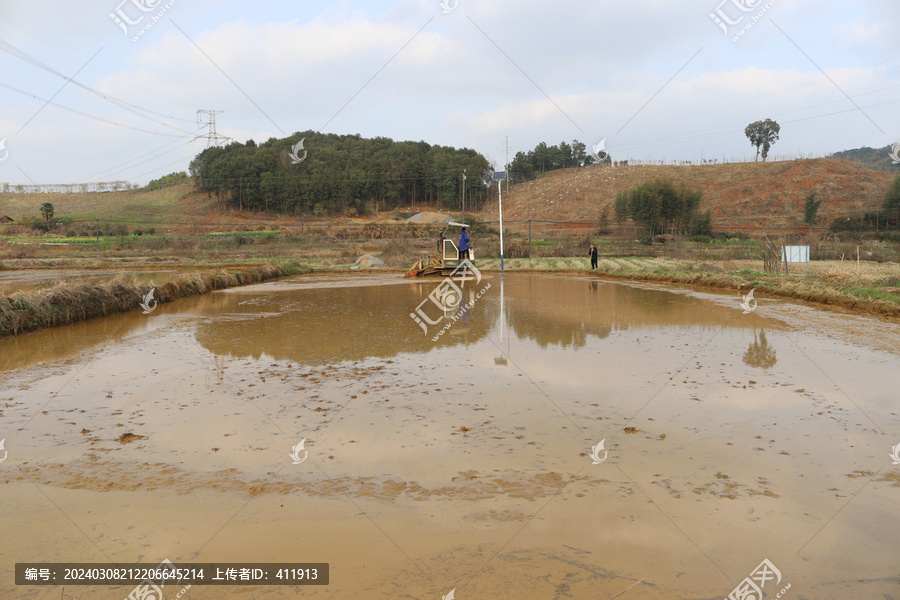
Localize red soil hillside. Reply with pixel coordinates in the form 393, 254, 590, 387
482, 158, 894, 235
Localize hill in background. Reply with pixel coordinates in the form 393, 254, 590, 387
0, 182, 299, 233
829, 146, 900, 173
483, 158, 894, 235
1, 158, 895, 238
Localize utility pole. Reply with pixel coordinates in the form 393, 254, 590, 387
461, 168, 466, 224
194, 110, 231, 147
498, 178, 504, 270
505, 136, 509, 194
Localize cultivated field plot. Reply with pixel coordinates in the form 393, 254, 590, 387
0, 273, 898, 599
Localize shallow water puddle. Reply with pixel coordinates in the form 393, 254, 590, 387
0, 273, 898, 599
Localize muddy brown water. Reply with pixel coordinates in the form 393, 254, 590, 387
0, 273, 898, 599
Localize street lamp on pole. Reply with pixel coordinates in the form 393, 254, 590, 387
493, 170, 506, 270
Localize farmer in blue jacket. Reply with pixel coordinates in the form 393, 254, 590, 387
458, 226, 471, 261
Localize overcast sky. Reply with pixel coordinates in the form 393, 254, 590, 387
0, 0, 898, 186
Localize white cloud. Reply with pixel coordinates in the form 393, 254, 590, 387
0, 0, 897, 184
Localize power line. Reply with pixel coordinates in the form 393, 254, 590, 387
78, 131, 203, 183
0, 15, 193, 117
17, 47, 103, 135
0, 79, 192, 137
0, 38, 195, 131
127, 154, 199, 182
596, 95, 900, 154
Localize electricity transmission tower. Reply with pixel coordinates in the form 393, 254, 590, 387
194, 110, 231, 147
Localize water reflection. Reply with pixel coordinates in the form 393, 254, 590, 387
494, 274, 509, 366
0, 309, 156, 372
501, 276, 778, 350
0, 273, 789, 372
743, 329, 778, 369
193, 276, 498, 364
205, 354, 227, 389
193, 274, 786, 365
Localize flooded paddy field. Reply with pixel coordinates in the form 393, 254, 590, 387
0, 272, 898, 599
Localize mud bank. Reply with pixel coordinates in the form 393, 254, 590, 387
0, 262, 310, 339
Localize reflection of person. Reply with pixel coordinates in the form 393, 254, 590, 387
589, 243, 598, 270
459, 227, 470, 261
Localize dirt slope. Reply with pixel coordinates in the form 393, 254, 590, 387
482, 158, 894, 234
1, 158, 893, 235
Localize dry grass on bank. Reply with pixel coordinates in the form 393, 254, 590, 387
0, 262, 311, 339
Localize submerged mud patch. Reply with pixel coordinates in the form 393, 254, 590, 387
11, 460, 606, 503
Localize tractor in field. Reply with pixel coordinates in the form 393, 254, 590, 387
405, 221, 475, 277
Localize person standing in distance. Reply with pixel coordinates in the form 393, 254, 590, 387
589, 243, 598, 270
459, 226, 471, 261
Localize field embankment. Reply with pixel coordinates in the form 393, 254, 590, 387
0, 262, 310, 339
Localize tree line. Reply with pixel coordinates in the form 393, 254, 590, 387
829, 145, 900, 173
506, 119, 784, 184
883, 174, 900, 225
507, 140, 594, 182
189, 131, 492, 216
